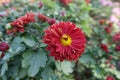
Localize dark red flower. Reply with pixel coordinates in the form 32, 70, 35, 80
108, 56, 112, 60
105, 27, 111, 34
110, 64, 115, 69
99, 19, 106, 25
38, 13, 49, 22
100, 43, 109, 53
59, 0, 72, 5
106, 76, 115, 80
38, 2, 43, 8
47, 18, 56, 25
0, 42, 9, 52
113, 32, 120, 42
21, 12, 35, 24
108, 22, 113, 28
10, 12, 35, 33
43, 22, 86, 61
105, 60, 110, 64
115, 44, 120, 51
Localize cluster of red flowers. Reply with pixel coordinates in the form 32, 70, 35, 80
106, 76, 115, 80
100, 43, 109, 53
113, 32, 120, 42
99, 19, 113, 34
112, 32, 120, 51
59, 0, 72, 5
105, 22, 113, 34
99, 19, 106, 25
115, 44, 120, 51
38, 13, 56, 25
6, 12, 35, 34
105, 55, 115, 69
43, 22, 86, 61
0, 42, 9, 59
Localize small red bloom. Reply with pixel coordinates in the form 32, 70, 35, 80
105, 60, 110, 64
105, 27, 111, 34
59, 0, 72, 5
0, 42, 9, 59
100, 43, 109, 53
38, 13, 49, 22
108, 22, 113, 28
99, 19, 106, 25
10, 12, 35, 33
47, 18, 56, 25
85, 0, 90, 5
113, 32, 120, 42
106, 76, 115, 80
115, 44, 120, 51
38, 2, 43, 8
43, 22, 86, 61
21, 12, 35, 24
110, 64, 115, 69
0, 42, 9, 52
108, 56, 112, 60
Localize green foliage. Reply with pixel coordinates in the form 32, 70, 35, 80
0, 0, 120, 80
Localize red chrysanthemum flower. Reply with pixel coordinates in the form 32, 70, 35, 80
47, 18, 56, 25
113, 32, 120, 42
21, 12, 35, 24
106, 76, 115, 80
0, 42, 9, 52
115, 44, 120, 51
43, 22, 86, 61
10, 12, 35, 33
38, 13, 49, 22
99, 19, 106, 25
108, 56, 112, 60
11, 18, 24, 33
108, 22, 113, 28
105, 27, 111, 34
59, 0, 72, 5
100, 43, 109, 53
0, 42, 9, 59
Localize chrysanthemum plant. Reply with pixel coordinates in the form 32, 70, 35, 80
0, 0, 120, 80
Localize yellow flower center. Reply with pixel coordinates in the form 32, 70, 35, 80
60, 34, 72, 46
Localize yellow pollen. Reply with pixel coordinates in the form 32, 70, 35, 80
60, 34, 72, 46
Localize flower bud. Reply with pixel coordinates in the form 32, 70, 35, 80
106, 76, 115, 80
0, 42, 9, 52
5, 23, 12, 30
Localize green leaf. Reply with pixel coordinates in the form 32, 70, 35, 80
41, 68, 58, 80
22, 49, 47, 77
55, 61, 74, 75
22, 50, 34, 68
9, 37, 25, 54
3, 52, 14, 60
12, 37, 23, 44
17, 68, 27, 79
80, 23, 92, 37
105, 68, 120, 79
22, 36, 36, 47
0, 62, 8, 76
79, 53, 96, 65
92, 68, 104, 79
